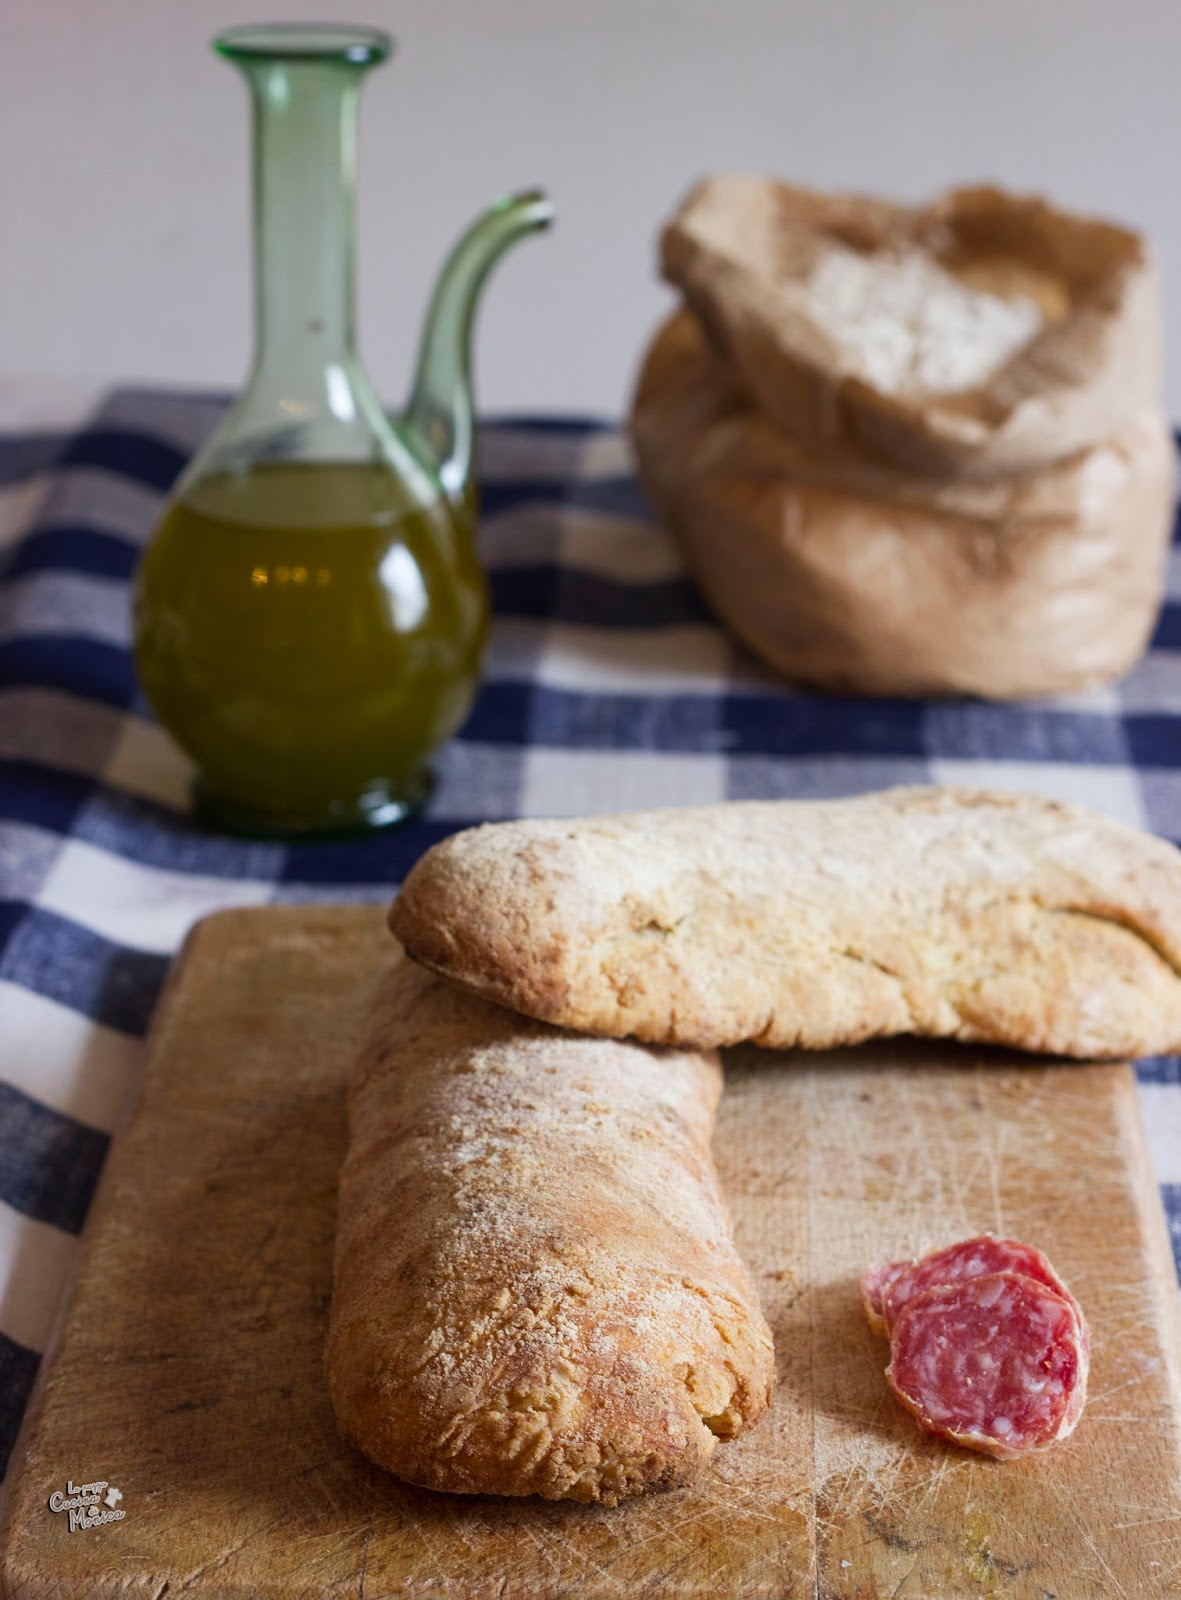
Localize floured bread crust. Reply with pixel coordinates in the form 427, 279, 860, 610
326, 958, 774, 1504
389, 786, 1181, 1058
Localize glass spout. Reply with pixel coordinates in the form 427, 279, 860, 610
401, 192, 555, 515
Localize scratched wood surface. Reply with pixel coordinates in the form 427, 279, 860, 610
1, 905, 1180, 1598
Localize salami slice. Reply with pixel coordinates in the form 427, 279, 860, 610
886, 1270, 1089, 1459
860, 1261, 902, 1337
862, 1234, 1089, 1352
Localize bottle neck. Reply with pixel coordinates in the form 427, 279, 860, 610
248, 61, 359, 385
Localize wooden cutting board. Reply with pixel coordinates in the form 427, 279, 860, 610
1, 905, 1180, 1598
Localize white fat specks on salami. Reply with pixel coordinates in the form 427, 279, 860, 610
885, 1270, 1089, 1459
863, 1233, 1090, 1355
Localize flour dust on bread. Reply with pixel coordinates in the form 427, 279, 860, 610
326, 957, 774, 1505
389, 786, 1181, 1059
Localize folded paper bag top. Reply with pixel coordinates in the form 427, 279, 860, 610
659, 175, 1161, 480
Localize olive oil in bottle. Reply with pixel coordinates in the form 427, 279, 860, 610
135, 462, 488, 833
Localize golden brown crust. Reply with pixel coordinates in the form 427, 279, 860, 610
389, 786, 1181, 1058
325, 958, 775, 1505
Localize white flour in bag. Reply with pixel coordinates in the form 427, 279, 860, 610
793, 246, 1044, 398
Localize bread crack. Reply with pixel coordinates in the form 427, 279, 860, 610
1038, 900, 1181, 983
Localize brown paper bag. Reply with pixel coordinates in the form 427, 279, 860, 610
631, 311, 1173, 699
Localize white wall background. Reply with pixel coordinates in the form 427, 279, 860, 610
4, 0, 1181, 418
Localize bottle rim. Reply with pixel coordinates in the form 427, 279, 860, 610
214, 24, 393, 68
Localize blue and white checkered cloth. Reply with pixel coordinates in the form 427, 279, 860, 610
1, 384, 1179, 1477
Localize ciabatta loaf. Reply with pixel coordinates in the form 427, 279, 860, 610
390, 787, 1181, 1059
327, 957, 775, 1504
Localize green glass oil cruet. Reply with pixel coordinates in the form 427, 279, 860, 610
133, 25, 553, 835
